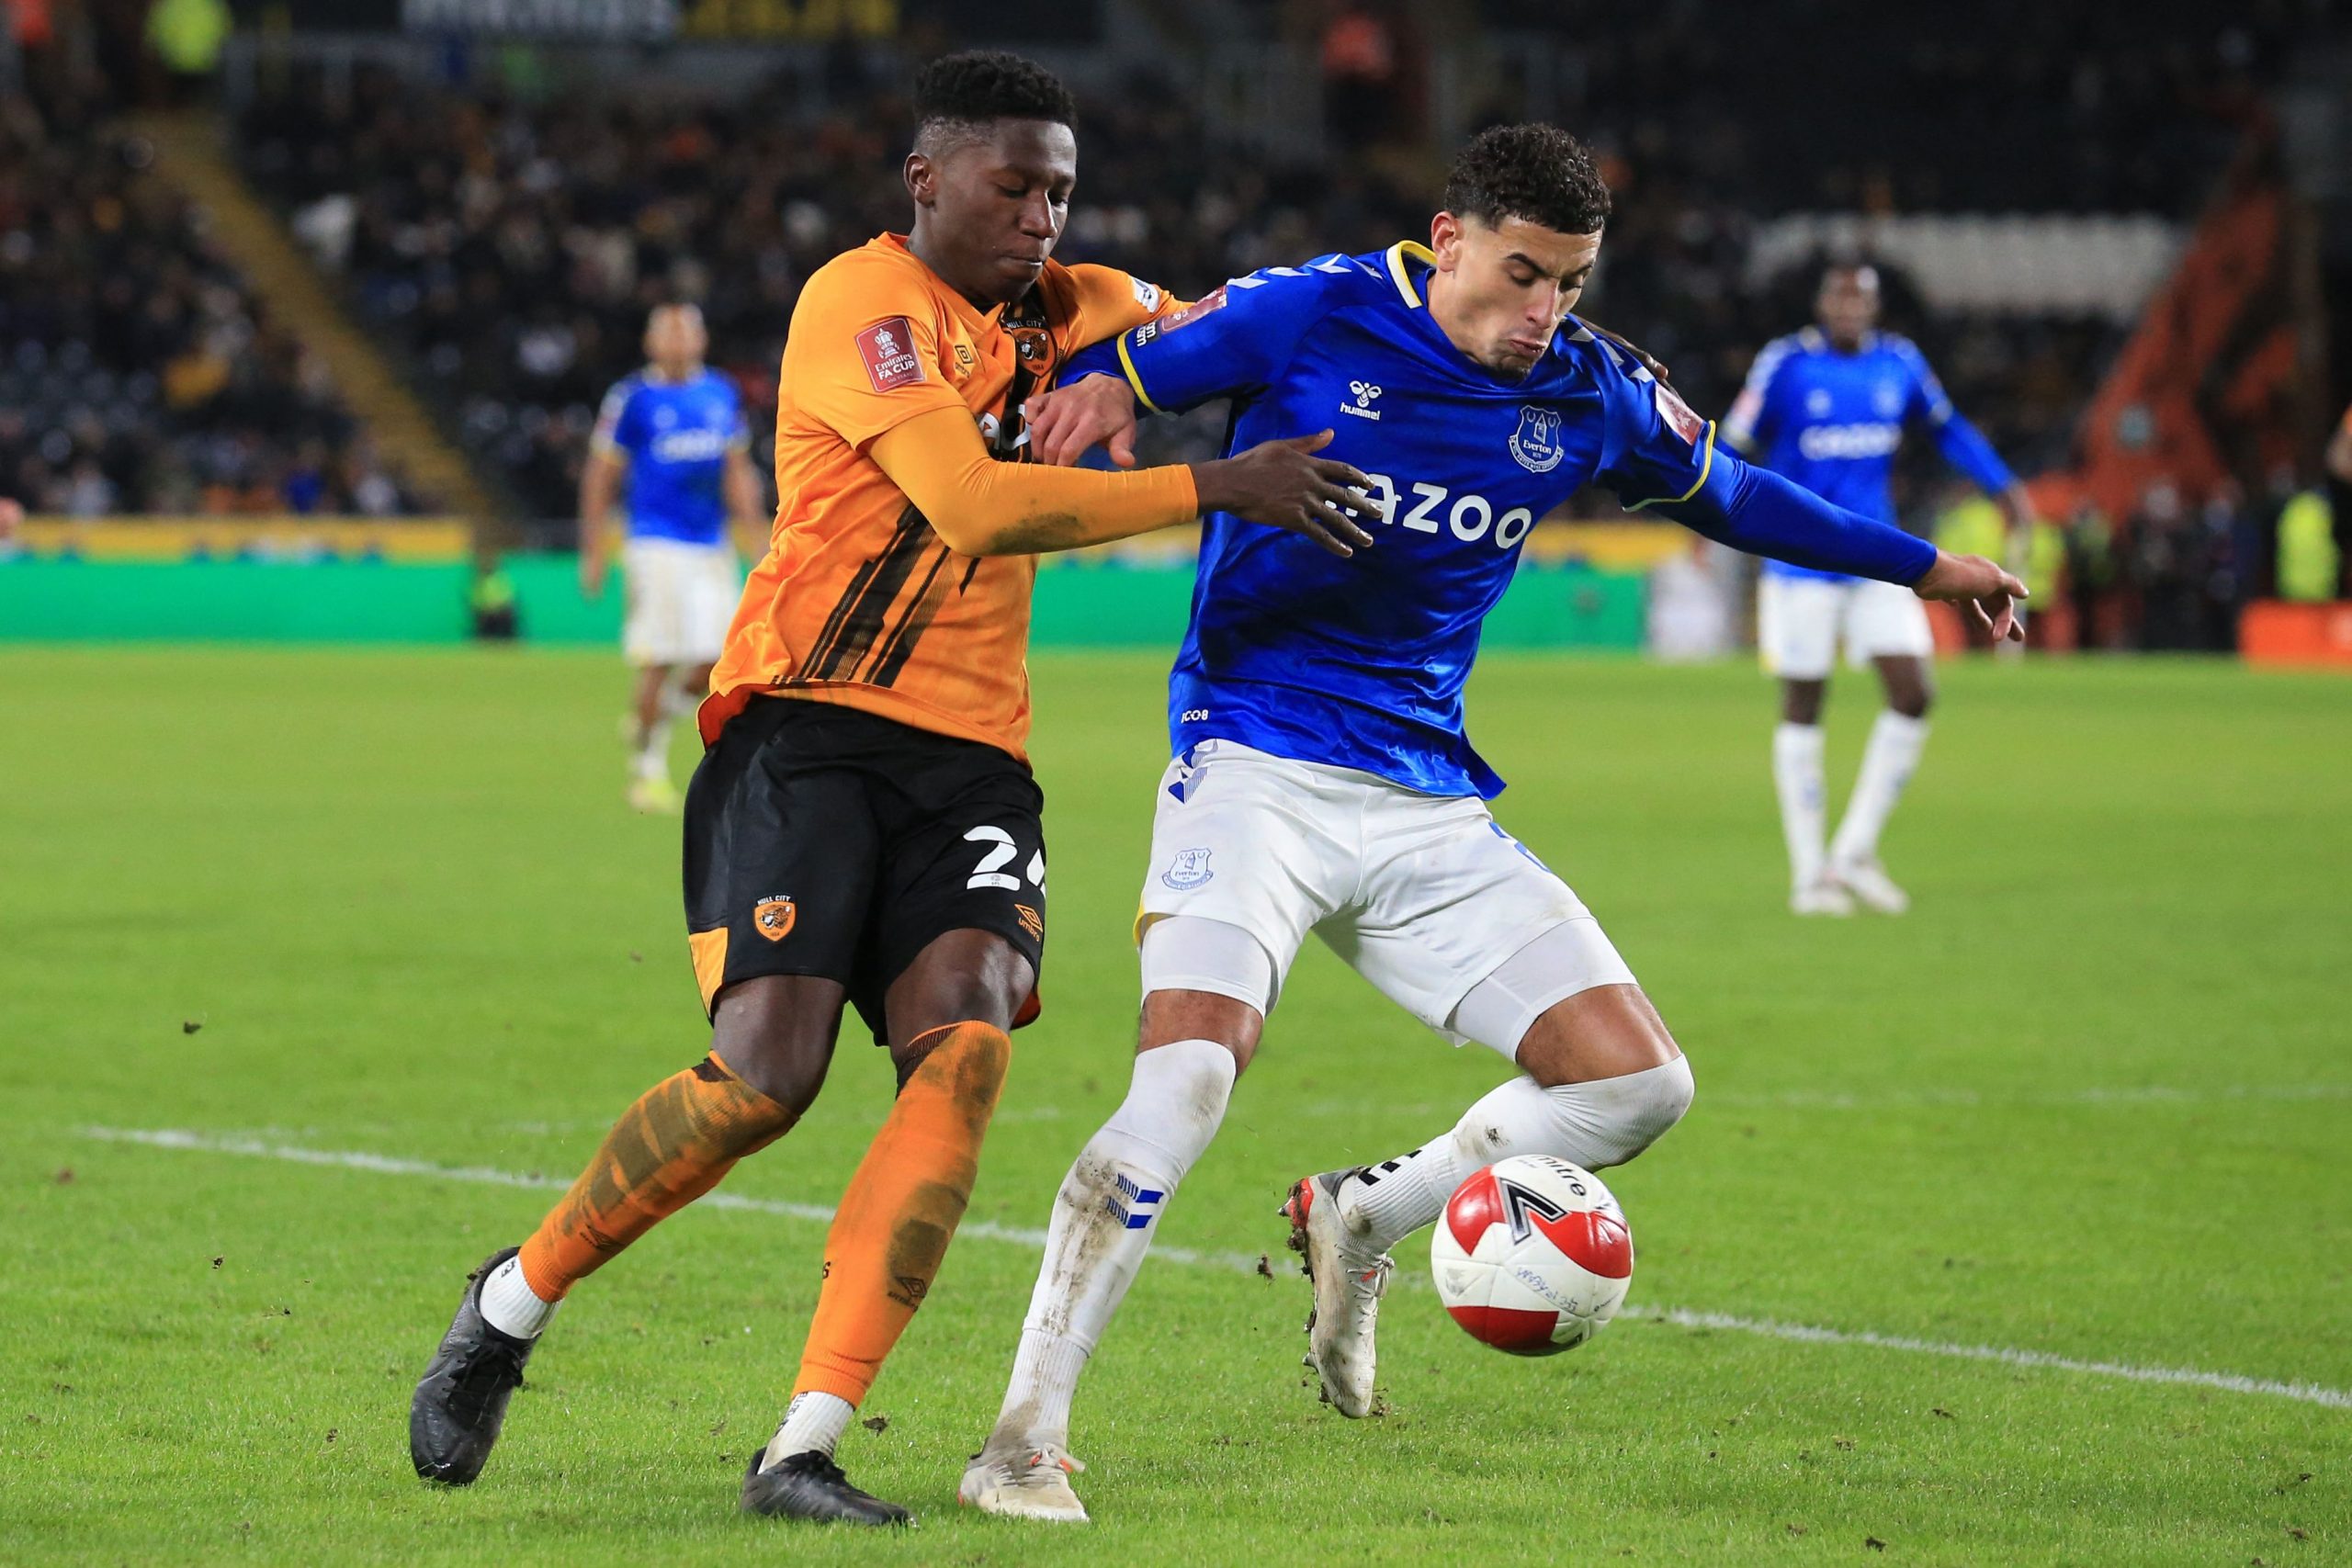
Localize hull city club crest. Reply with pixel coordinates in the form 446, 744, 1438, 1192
752, 894, 797, 942
1509, 405, 1565, 473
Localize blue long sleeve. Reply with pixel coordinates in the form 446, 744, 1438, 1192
1064, 338, 1125, 389
1658, 449, 1938, 583
1932, 411, 2017, 496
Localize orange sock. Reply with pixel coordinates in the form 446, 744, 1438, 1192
790, 1021, 1010, 1405
516, 1054, 796, 1302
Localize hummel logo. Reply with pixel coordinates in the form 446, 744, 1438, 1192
1340, 379, 1383, 421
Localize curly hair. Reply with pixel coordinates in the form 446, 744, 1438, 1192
1442, 124, 1611, 236
913, 51, 1078, 152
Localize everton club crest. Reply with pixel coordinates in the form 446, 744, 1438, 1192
1509, 405, 1565, 473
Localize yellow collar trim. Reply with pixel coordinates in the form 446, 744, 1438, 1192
1384, 241, 1436, 309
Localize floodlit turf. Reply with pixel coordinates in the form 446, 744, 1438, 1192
3, 645, 2347, 1565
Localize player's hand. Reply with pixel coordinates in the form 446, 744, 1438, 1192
1914, 550, 2028, 642
1193, 430, 1377, 558
1029, 375, 1140, 468
1586, 322, 1671, 383
579, 547, 608, 602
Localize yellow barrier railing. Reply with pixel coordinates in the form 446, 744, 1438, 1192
12, 517, 474, 562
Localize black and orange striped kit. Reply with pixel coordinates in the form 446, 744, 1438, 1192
702, 233, 1174, 761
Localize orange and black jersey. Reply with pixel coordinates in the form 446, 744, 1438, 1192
702, 234, 1191, 760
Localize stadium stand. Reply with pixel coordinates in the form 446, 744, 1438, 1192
232, 40, 2250, 528
0, 70, 424, 515
14, 2, 2323, 653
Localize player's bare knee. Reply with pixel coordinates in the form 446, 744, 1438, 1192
1139, 988, 1261, 1076
1877, 656, 1933, 718
1889, 684, 1933, 720
709, 976, 845, 1115
885, 931, 1035, 1058
1514, 984, 1680, 1089
1512, 992, 1693, 1168
1137, 917, 1275, 1076
1781, 680, 1826, 726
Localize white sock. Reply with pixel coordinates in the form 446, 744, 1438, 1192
632, 716, 673, 782
477, 1254, 559, 1339
1771, 721, 1828, 891
1829, 710, 1928, 869
1339, 1058, 1696, 1255
763, 1390, 854, 1467
990, 1038, 1237, 1450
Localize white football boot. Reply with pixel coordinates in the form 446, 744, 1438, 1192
1831, 859, 1910, 915
958, 1440, 1089, 1523
1282, 1171, 1394, 1418
1790, 877, 1855, 916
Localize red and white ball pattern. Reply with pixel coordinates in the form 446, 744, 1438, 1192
1430, 1155, 1634, 1355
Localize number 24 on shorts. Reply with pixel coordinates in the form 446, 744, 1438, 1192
964, 826, 1044, 892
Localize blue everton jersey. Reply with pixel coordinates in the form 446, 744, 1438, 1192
1082, 243, 1725, 799
592, 368, 748, 547
1724, 327, 2014, 582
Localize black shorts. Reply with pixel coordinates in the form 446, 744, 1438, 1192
683, 697, 1046, 1043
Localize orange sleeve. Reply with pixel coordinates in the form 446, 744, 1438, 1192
869, 405, 1198, 557
784, 260, 972, 449
1065, 263, 1185, 353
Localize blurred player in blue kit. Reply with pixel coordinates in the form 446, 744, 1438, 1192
957, 125, 2026, 1522
578, 304, 767, 812
1725, 265, 2035, 914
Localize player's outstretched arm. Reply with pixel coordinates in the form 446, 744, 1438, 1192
1659, 458, 2026, 641
577, 447, 625, 601
1195, 430, 1377, 554
869, 407, 1373, 558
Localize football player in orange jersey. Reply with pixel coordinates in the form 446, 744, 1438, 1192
409, 51, 1373, 1525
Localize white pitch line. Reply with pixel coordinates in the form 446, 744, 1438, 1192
1293, 1082, 2352, 1122
80, 1126, 2352, 1412
76, 1126, 1261, 1272
1624, 1306, 2352, 1410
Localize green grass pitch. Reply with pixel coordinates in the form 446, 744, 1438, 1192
3, 646, 2347, 1564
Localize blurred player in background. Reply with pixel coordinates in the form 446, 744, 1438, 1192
410, 51, 1369, 1527
1725, 265, 2035, 916
2327, 400, 2352, 483
958, 126, 2024, 1524
579, 303, 765, 813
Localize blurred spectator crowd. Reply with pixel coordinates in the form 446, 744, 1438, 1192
6, 0, 2325, 650
0, 71, 424, 515
232, 2, 2294, 534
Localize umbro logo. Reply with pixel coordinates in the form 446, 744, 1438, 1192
1340, 379, 1383, 421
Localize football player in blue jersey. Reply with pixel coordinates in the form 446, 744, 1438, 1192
579, 304, 767, 812
956, 126, 2025, 1522
1725, 264, 2036, 915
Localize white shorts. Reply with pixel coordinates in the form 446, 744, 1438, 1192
623, 537, 740, 667
1757, 572, 1933, 680
1136, 740, 1636, 1055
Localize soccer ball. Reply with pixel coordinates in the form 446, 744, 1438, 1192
1430, 1156, 1633, 1355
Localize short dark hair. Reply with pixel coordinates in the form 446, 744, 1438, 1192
1443, 124, 1611, 237
913, 51, 1078, 152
